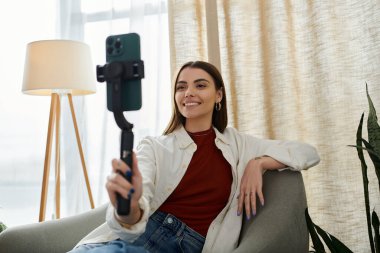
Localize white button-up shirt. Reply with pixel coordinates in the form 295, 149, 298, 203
77, 126, 320, 252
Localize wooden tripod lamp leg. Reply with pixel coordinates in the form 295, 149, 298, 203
68, 94, 95, 209
55, 95, 61, 219
39, 94, 57, 222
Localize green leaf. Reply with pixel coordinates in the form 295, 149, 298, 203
372, 211, 380, 253
367, 83, 380, 159
0, 222, 6, 233
305, 208, 326, 253
356, 113, 376, 253
314, 224, 353, 253
348, 145, 380, 160
313, 224, 337, 253
315, 225, 353, 253
304, 210, 352, 252
362, 139, 380, 192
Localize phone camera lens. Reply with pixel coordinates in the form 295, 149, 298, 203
115, 41, 121, 49
107, 47, 114, 55
106, 37, 114, 45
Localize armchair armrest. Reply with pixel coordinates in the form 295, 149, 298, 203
233, 170, 308, 253
0, 204, 107, 253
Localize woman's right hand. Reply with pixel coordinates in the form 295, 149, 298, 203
106, 152, 143, 225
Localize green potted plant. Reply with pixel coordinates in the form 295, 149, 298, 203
0, 222, 6, 233
306, 84, 380, 253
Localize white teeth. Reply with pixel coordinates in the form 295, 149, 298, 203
184, 102, 199, 106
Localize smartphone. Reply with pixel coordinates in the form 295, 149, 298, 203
105, 33, 142, 112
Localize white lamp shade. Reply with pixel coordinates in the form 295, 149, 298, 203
22, 40, 97, 96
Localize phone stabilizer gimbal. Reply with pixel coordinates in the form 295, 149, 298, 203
96, 60, 144, 215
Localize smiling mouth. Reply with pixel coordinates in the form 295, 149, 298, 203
184, 102, 201, 107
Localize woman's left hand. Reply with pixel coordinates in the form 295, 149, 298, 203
237, 158, 265, 220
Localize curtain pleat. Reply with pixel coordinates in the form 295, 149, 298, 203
168, 0, 207, 75
168, 0, 380, 251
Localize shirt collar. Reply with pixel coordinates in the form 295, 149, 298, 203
173, 125, 230, 149
214, 126, 230, 145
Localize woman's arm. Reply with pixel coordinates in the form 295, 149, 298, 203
105, 137, 157, 242
235, 131, 320, 220
106, 154, 144, 226
237, 156, 285, 220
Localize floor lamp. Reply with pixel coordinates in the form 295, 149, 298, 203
22, 40, 97, 222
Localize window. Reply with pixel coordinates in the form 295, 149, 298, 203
0, 0, 58, 227
0, 0, 171, 227
71, 0, 171, 215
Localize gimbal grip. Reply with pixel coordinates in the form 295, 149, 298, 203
116, 130, 134, 215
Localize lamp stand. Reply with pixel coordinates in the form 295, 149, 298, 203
39, 93, 95, 222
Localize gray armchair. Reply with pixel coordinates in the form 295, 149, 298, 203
0, 170, 308, 253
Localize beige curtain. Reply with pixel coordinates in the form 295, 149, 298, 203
168, 0, 380, 251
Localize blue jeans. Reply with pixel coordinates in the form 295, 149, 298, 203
68, 211, 205, 253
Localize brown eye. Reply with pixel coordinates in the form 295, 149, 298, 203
176, 85, 185, 91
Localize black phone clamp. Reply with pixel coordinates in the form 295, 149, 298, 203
96, 60, 144, 215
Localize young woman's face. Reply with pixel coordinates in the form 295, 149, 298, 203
175, 67, 222, 127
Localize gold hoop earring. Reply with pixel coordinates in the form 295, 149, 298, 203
215, 102, 222, 111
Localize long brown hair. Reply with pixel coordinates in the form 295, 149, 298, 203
163, 61, 228, 134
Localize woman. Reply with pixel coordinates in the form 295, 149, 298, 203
70, 61, 320, 253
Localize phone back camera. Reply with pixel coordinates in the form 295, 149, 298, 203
106, 36, 123, 57
106, 37, 114, 45
107, 47, 114, 55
